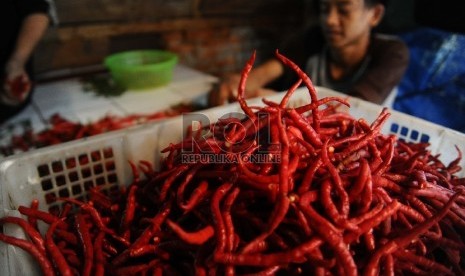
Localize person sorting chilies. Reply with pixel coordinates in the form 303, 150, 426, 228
0, 0, 51, 123
209, 0, 409, 106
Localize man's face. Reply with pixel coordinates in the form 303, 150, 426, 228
319, 0, 378, 49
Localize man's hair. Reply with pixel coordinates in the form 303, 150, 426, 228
365, 0, 388, 8
314, 0, 388, 12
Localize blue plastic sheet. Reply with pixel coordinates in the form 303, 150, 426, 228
394, 28, 465, 133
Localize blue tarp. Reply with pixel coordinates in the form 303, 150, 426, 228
394, 28, 465, 133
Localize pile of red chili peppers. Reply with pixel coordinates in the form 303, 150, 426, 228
1, 51, 464, 275
0, 103, 197, 156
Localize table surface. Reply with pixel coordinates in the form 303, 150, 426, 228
0, 64, 217, 150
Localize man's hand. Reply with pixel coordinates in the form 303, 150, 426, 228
208, 74, 242, 106
208, 73, 279, 107
1, 63, 31, 106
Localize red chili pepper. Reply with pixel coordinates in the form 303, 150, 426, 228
121, 184, 138, 240
0, 216, 46, 255
279, 79, 302, 108
18, 206, 68, 229
27, 200, 39, 231
364, 191, 461, 276
7, 75, 31, 99
287, 109, 322, 147
275, 50, 320, 131
112, 201, 171, 266
321, 139, 350, 217
211, 182, 233, 257
166, 219, 214, 245
237, 51, 257, 120
75, 213, 94, 276
45, 218, 73, 276
215, 237, 322, 267
2, 51, 465, 275
0, 233, 55, 276
179, 180, 209, 213
93, 232, 106, 276
299, 192, 358, 276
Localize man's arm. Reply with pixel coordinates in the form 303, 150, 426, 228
6, 13, 50, 80
2, 13, 49, 105
350, 36, 409, 104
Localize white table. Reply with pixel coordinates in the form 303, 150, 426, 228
0, 65, 217, 150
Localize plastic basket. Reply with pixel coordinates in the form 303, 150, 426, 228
104, 50, 178, 90
1, 87, 464, 275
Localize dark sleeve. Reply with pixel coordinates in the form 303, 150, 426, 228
17, 0, 50, 18
350, 36, 409, 104
267, 26, 325, 91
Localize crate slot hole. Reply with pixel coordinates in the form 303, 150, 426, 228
400, 126, 409, 136
389, 122, 430, 143
103, 147, 114, 159
52, 161, 63, 173
37, 164, 50, 177
105, 161, 116, 171
56, 175, 66, 186
93, 164, 104, 175
390, 123, 399, 133
108, 173, 118, 183
72, 185, 82, 195
33, 147, 121, 213
41, 179, 53, 191
82, 168, 92, 178
48, 205, 60, 216
79, 154, 90, 165
96, 177, 106, 186
410, 130, 419, 141
59, 188, 70, 197
420, 134, 430, 143
84, 180, 94, 191
66, 157, 77, 169
91, 150, 102, 162
68, 171, 79, 182
45, 192, 57, 204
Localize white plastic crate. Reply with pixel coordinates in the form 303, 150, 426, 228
1, 86, 464, 276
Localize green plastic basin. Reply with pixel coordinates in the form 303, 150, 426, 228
104, 50, 178, 90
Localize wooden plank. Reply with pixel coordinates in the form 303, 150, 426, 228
34, 0, 306, 78
54, 17, 297, 41
55, 0, 192, 24
55, 0, 132, 23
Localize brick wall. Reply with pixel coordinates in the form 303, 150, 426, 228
35, 0, 311, 81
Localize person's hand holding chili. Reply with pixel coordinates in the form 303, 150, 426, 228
208, 59, 284, 106
208, 73, 242, 106
1, 59, 32, 106
0, 8, 50, 122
